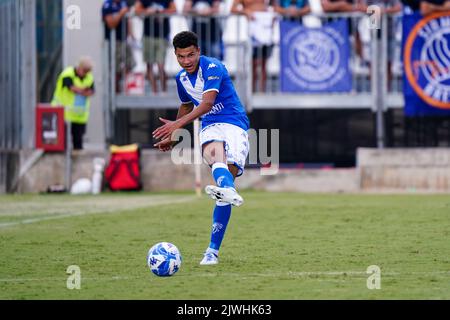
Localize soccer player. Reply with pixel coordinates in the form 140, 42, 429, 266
152, 31, 250, 265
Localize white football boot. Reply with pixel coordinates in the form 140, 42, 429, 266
200, 252, 219, 265
205, 186, 244, 207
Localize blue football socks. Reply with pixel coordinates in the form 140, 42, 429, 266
208, 162, 235, 252
211, 162, 235, 189
208, 201, 232, 251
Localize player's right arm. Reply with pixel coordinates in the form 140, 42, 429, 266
154, 74, 196, 151
154, 102, 194, 151
174, 77, 194, 120
176, 102, 194, 120
154, 102, 194, 152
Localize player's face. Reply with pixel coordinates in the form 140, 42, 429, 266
175, 45, 200, 74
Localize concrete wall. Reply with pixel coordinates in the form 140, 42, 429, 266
236, 168, 358, 193
358, 148, 450, 192
18, 149, 358, 194
17, 148, 450, 194
18, 149, 215, 193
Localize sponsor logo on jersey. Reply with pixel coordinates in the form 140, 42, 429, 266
207, 63, 217, 70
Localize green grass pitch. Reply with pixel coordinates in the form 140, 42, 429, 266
0, 191, 449, 299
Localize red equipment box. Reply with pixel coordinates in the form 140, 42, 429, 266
36, 104, 65, 152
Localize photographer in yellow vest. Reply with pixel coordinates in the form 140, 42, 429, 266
51, 56, 95, 150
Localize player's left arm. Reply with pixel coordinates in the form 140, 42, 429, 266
153, 63, 222, 141
177, 90, 217, 127
152, 91, 217, 140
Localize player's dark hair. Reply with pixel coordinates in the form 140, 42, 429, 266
173, 31, 199, 50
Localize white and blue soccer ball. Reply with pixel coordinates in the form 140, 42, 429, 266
147, 242, 182, 277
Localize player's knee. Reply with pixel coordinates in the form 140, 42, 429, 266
203, 144, 225, 164
204, 156, 225, 167
227, 164, 239, 179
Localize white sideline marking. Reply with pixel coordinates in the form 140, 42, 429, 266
183, 270, 450, 279
0, 196, 196, 229
0, 271, 448, 283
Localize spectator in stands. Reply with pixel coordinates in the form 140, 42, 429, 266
274, 0, 311, 22
401, 0, 449, 14
321, 0, 364, 12
400, 0, 419, 12
419, 0, 450, 15
361, 1, 402, 88
102, 0, 135, 92
321, 0, 366, 78
135, 0, 177, 94
360, 0, 402, 15
51, 57, 95, 151
231, 0, 277, 93
184, 0, 224, 60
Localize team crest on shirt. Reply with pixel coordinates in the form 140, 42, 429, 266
180, 72, 188, 82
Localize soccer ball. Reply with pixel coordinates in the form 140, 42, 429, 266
147, 242, 182, 277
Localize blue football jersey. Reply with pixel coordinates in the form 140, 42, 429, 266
175, 56, 250, 131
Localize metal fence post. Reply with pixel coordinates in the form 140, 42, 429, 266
110, 29, 116, 143
20, 0, 37, 149
0, 0, 36, 193
65, 121, 72, 191
371, 18, 385, 149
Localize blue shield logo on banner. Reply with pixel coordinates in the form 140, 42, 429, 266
280, 19, 352, 93
402, 12, 450, 116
